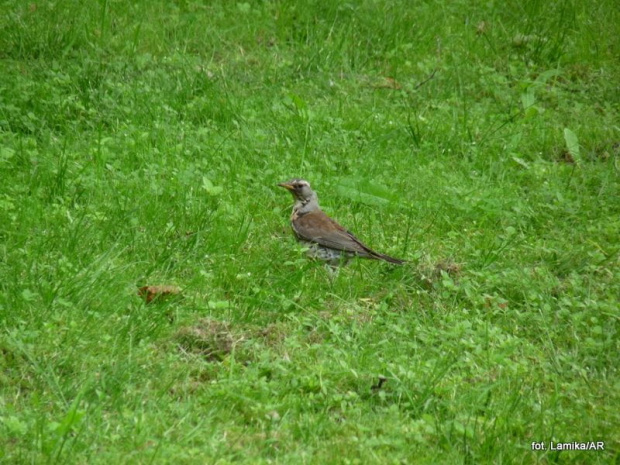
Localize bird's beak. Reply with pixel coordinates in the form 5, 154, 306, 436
278, 182, 294, 191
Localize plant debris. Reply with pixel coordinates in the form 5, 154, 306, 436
371, 376, 388, 392
174, 318, 244, 362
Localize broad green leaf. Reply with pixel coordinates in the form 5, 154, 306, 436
563, 128, 581, 164
202, 176, 223, 196
335, 178, 397, 207
521, 88, 536, 111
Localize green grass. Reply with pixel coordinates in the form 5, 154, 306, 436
1, 0, 619, 463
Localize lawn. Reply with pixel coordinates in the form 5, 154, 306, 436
1, 0, 619, 463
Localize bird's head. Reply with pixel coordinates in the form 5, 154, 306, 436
277, 179, 316, 204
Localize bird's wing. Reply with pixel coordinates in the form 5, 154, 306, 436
292, 210, 374, 255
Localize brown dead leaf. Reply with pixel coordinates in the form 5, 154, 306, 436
138, 285, 181, 304
372, 77, 402, 90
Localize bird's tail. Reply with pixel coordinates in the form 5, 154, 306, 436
372, 252, 406, 265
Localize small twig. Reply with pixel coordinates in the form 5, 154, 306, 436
412, 68, 438, 91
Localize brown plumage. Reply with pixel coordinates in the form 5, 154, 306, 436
278, 179, 405, 266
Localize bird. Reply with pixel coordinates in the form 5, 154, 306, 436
278, 179, 405, 267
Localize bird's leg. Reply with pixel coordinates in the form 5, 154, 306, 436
325, 263, 340, 278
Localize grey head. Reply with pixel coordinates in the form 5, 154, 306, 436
277, 178, 319, 212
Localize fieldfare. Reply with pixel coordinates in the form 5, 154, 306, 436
278, 179, 405, 267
